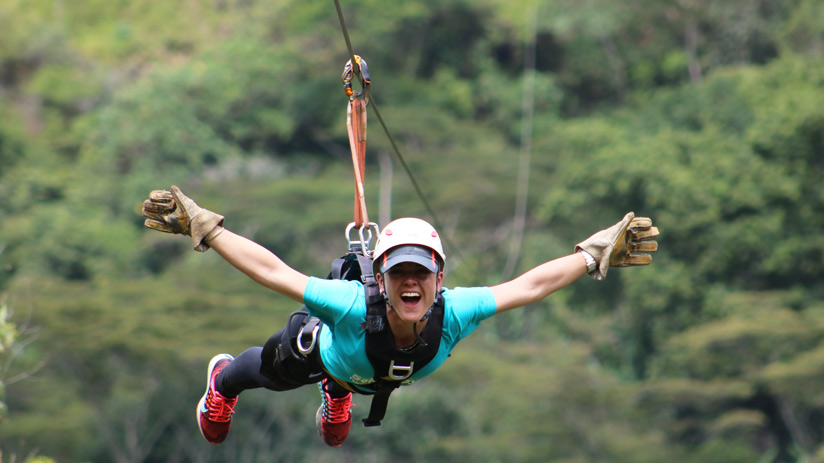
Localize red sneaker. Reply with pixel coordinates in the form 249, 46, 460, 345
196, 354, 238, 444
316, 378, 353, 447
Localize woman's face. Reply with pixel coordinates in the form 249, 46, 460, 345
377, 261, 443, 324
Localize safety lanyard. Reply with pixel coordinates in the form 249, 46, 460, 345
341, 56, 371, 228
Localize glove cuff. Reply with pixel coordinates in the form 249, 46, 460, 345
575, 244, 609, 280
190, 209, 225, 252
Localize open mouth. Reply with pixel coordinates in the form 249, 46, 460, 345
400, 292, 422, 306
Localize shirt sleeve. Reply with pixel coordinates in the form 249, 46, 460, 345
441, 286, 498, 343
302, 277, 365, 327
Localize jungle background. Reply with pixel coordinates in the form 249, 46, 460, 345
1, 0, 823, 461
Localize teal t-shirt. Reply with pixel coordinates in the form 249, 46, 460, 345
303, 277, 497, 390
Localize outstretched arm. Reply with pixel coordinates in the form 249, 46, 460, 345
209, 230, 309, 303
142, 186, 308, 304
489, 212, 660, 314
490, 253, 587, 313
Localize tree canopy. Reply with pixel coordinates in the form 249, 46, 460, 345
1, 0, 823, 462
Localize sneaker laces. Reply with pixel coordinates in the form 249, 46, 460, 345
322, 391, 352, 424
205, 389, 238, 423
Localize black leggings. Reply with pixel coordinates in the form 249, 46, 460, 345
215, 309, 349, 399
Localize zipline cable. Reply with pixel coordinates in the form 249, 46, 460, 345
332, 0, 463, 263
501, 5, 538, 281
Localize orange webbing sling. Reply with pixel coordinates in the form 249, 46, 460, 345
341, 55, 371, 227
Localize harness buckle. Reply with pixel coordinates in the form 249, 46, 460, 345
386, 360, 414, 381
297, 319, 320, 356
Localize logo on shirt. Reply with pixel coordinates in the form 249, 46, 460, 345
348, 373, 418, 386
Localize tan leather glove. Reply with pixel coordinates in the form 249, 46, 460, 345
575, 212, 659, 280
142, 185, 225, 252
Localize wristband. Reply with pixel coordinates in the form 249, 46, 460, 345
579, 250, 597, 273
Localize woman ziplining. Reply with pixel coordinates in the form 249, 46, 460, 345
140, 188, 659, 446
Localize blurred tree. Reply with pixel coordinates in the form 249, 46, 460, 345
1, 0, 823, 461
0, 303, 14, 422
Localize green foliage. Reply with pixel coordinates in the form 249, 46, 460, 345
1, 0, 823, 462
777, 0, 824, 57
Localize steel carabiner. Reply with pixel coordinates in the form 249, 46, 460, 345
342, 55, 371, 100
345, 221, 380, 256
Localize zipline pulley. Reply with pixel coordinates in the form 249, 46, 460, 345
342, 55, 371, 101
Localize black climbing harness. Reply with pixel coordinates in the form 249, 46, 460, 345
324, 226, 445, 427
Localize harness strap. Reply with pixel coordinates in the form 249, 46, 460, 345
263, 309, 326, 387
275, 310, 313, 365
362, 382, 400, 427
361, 273, 386, 332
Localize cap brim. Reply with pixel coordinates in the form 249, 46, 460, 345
378, 245, 440, 273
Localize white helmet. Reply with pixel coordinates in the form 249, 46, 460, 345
373, 217, 446, 274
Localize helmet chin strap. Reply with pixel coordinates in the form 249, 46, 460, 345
383, 292, 433, 348
412, 305, 434, 347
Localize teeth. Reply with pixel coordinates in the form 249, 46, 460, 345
401, 292, 420, 298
